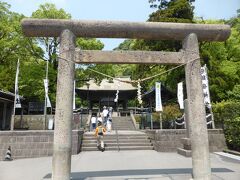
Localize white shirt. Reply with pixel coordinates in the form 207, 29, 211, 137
97, 117, 103, 122
91, 117, 96, 123
103, 109, 109, 117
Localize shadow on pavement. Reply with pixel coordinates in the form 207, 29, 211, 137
43, 168, 234, 180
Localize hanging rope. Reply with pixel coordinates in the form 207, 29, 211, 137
176, 114, 185, 121
175, 121, 185, 126
206, 121, 213, 125
175, 114, 185, 126
57, 54, 200, 84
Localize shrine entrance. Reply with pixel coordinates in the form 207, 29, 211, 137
76, 78, 137, 112
21, 18, 230, 180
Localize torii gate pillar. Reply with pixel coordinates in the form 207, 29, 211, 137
52, 29, 75, 180
184, 33, 211, 179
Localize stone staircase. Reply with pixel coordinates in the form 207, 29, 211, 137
112, 117, 135, 130
81, 131, 154, 151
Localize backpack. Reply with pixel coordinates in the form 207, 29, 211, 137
98, 126, 103, 135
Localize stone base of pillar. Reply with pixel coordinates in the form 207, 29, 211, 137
177, 137, 192, 157
177, 148, 192, 157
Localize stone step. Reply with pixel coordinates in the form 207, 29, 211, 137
112, 124, 134, 126
81, 146, 154, 151
82, 142, 153, 147
112, 128, 135, 130
112, 122, 133, 123
83, 139, 151, 144
112, 122, 133, 126
112, 121, 132, 122
112, 126, 135, 129
112, 126, 134, 128
83, 133, 148, 138
83, 136, 149, 140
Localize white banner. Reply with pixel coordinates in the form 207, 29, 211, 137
46, 94, 51, 108
155, 82, 163, 112
73, 80, 76, 110
15, 59, 21, 108
200, 64, 211, 107
44, 79, 51, 108
177, 82, 184, 109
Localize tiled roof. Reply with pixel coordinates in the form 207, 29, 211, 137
78, 77, 137, 91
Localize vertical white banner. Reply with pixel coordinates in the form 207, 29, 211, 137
46, 95, 51, 108
73, 80, 76, 110
15, 59, 21, 109
200, 64, 211, 107
177, 82, 184, 109
44, 79, 51, 108
155, 82, 163, 112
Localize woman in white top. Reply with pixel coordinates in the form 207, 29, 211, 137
91, 116, 97, 131
97, 114, 103, 123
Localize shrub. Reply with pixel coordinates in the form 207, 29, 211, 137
212, 101, 240, 151
213, 101, 240, 127
224, 117, 240, 151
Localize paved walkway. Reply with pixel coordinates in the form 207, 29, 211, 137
0, 151, 239, 180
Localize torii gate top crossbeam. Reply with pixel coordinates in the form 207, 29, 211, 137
21, 18, 230, 41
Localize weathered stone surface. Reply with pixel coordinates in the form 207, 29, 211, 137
145, 129, 226, 153
13, 114, 88, 130
0, 130, 83, 160
75, 49, 185, 65
52, 29, 76, 180
21, 19, 230, 41
184, 33, 211, 179
14, 115, 54, 130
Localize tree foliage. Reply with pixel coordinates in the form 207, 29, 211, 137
0, 2, 42, 95
31, 3, 104, 103
149, 0, 195, 23
31, 3, 71, 69
200, 18, 240, 102
114, 0, 195, 94
0, 2, 104, 104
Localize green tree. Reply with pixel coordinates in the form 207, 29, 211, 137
200, 18, 240, 102
31, 3, 104, 104
149, 0, 195, 23
114, 0, 195, 93
31, 3, 71, 69
76, 38, 104, 50
0, 2, 42, 94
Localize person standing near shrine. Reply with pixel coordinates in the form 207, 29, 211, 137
97, 113, 103, 123
90, 115, 97, 131
106, 107, 113, 132
102, 106, 109, 126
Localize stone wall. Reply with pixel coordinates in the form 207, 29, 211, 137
14, 114, 89, 130
14, 115, 54, 130
145, 129, 227, 152
0, 130, 84, 160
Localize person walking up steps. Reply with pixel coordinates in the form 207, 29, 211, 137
102, 106, 109, 126
97, 114, 103, 123
95, 121, 106, 152
91, 115, 97, 131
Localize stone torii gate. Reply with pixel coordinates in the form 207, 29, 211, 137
21, 19, 230, 180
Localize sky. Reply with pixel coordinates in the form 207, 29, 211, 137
4, 0, 240, 50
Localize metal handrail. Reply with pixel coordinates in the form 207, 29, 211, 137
115, 129, 120, 152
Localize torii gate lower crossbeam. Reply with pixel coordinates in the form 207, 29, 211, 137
21, 18, 231, 180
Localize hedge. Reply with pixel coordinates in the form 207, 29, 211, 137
224, 117, 240, 151
213, 101, 240, 151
